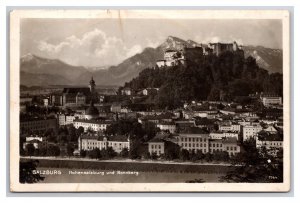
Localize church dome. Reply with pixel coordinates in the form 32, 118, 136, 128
85, 101, 99, 119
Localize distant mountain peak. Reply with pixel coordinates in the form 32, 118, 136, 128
21, 53, 37, 62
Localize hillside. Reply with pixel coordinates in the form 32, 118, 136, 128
243, 46, 283, 73
123, 51, 283, 109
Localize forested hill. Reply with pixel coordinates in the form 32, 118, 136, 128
123, 51, 283, 109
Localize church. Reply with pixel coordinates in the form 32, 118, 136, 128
50, 77, 98, 107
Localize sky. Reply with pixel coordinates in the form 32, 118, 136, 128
21, 18, 282, 68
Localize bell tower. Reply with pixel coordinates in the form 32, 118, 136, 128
89, 76, 96, 93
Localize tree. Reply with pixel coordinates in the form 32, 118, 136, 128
47, 145, 60, 157
179, 149, 190, 161
88, 148, 101, 159
76, 126, 84, 136
101, 147, 117, 159
213, 151, 229, 162
67, 143, 74, 158
80, 150, 87, 158
220, 138, 283, 183
25, 143, 35, 157
204, 153, 213, 162
164, 142, 180, 160
150, 152, 158, 160
19, 160, 45, 183
120, 148, 129, 158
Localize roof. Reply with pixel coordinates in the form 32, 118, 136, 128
74, 119, 112, 124
222, 137, 239, 144
85, 101, 99, 116
179, 127, 209, 134
148, 137, 165, 143
26, 139, 42, 144
165, 49, 177, 53
157, 121, 175, 125
81, 135, 129, 142
62, 87, 91, 95
257, 130, 283, 141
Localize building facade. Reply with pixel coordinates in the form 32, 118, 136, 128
20, 118, 57, 134
78, 134, 130, 153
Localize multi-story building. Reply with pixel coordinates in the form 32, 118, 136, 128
222, 138, 241, 156
210, 131, 239, 140
156, 121, 176, 133
242, 124, 263, 141
57, 114, 77, 126
208, 41, 242, 56
148, 138, 165, 155
209, 138, 240, 156
78, 133, 130, 153
74, 119, 111, 132
51, 77, 97, 107
20, 117, 57, 134
209, 139, 224, 153
256, 130, 283, 150
260, 94, 282, 107
176, 128, 210, 153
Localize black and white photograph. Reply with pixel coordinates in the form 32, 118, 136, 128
9, 10, 290, 192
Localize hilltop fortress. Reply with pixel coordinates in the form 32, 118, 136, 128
156, 41, 244, 68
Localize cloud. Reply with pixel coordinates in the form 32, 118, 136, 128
37, 29, 143, 67
145, 38, 161, 48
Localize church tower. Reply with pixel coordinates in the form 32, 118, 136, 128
89, 76, 96, 93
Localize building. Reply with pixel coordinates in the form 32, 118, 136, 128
156, 121, 176, 133
176, 128, 210, 153
74, 119, 111, 132
84, 101, 99, 120
57, 114, 77, 126
79, 133, 130, 153
54, 77, 97, 107
23, 136, 46, 149
148, 138, 165, 155
50, 93, 63, 106
209, 131, 239, 140
20, 117, 57, 134
142, 88, 159, 96
121, 87, 132, 96
261, 95, 282, 107
222, 138, 241, 156
256, 130, 283, 155
208, 41, 242, 56
209, 139, 224, 154
219, 124, 241, 132
242, 124, 263, 141
111, 103, 122, 113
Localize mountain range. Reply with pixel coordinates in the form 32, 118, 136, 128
20, 36, 283, 87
